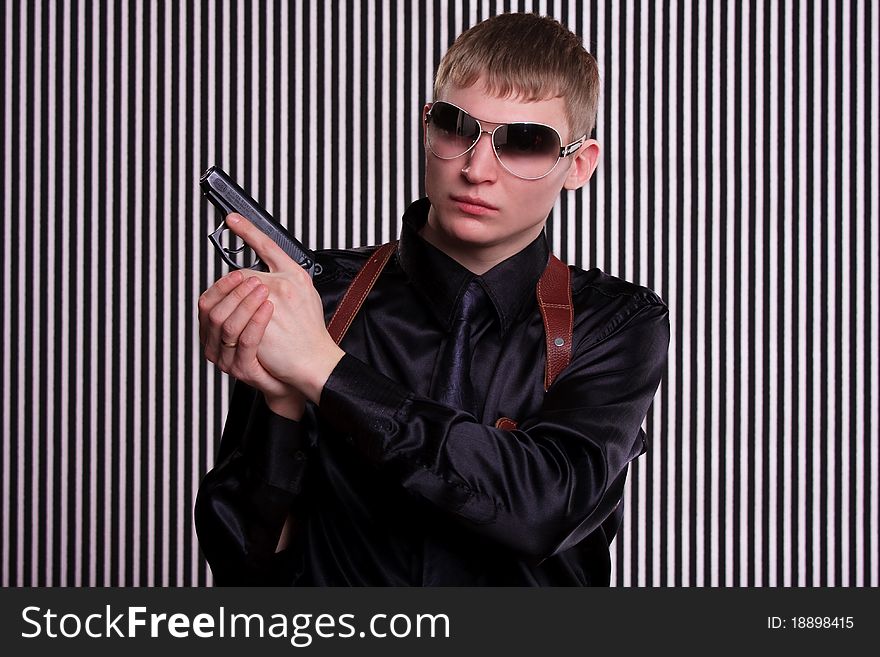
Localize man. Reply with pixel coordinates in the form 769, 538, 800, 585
195, 13, 669, 585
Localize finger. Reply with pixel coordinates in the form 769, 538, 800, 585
217, 282, 270, 359
225, 213, 296, 274
203, 276, 263, 360
198, 269, 245, 345
230, 300, 289, 395
235, 298, 274, 368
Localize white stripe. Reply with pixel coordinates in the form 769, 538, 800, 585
667, 0, 679, 586
294, 1, 303, 242
31, 1, 43, 586
651, 0, 664, 586
737, 1, 750, 587
810, 0, 823, 587
60, 0, 73, 587
680, 0, 693, 586
870, 0, 879, 588
195, 0, 208, 586
782, 0, 795, 587
308, 1, 317, 246
279, 0, 289, 235
148, 0, 159, 585
694, 0, 708, 588
853, 0, 866, 588
638, 0, 650, 587
324, 3, 333, 246
336, 2, 347, 247
103, 0, 115, 587
796, 0, 808, 586
825, 2, 838, 588
608, 0, 620, 278
88, 0, 100, 587
131, 0, 144, 586
754, 0, 766, 587
710, 0, 722, 586
175, 0, 187, 588
380, 0, 391, 243
161, 0, 173, 588
723, 0, 736, 587
839, 0, 852, 587
75, 0, 86, 586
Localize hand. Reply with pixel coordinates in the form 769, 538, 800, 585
220, 213, 345, 404
198, 267, 305, 419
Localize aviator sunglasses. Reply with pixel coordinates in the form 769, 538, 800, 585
424, 100, 586, 180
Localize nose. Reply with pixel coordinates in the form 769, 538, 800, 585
460, 129, 499, 183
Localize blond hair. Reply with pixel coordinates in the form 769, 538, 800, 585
433, 13, 601, 139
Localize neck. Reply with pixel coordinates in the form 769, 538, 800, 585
420, 209, 543, 275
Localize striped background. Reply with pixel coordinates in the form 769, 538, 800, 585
1, 0, 877, 587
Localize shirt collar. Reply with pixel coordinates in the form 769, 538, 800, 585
396, 198, 550, 335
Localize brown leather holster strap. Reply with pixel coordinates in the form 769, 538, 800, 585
536, 255, 573, 391
326, 241, 398, 344
327, 243, 574, 392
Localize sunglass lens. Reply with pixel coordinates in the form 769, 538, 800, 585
494, 124, 560, 179
427, 103, 479, 158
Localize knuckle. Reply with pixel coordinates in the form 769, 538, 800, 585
238, 332, 259, 349
219, 322, 237, 343
207, 307, 225, 327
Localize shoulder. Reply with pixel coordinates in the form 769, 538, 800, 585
312, 244, 394, 289
568, 266, 668, 349
570, 266, 664, 307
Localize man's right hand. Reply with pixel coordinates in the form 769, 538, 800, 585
198, 269, 306, 420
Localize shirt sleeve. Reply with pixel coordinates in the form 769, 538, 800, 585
194, 381, 310, 585
318, 297, 670, 560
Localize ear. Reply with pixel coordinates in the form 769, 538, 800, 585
562, 139, 600, 191
422, 103, 432, 149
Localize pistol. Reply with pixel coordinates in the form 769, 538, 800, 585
201, 165, 318, 276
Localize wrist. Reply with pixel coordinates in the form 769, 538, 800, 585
263, 391, 306, 420
300, 344, 346, 405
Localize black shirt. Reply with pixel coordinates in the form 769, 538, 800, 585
195, 198, 669, 586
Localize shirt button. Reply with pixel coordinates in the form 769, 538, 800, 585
370, 418, 397, 434
293, 450, 306, 461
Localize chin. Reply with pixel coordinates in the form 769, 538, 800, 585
442, 214, 498, 244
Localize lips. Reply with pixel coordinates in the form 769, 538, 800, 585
451, 195, 499, 215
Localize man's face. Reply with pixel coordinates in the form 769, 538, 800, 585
422, 77, 599, 271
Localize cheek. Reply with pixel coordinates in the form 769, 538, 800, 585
424, 157, 457, 195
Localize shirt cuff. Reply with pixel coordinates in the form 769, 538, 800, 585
319, 353, 411, 462
244, 408, 309, 493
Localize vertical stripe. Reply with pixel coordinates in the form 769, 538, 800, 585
0, 0, 877, 587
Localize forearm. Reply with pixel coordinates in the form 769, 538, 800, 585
316, 303, 669, 558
